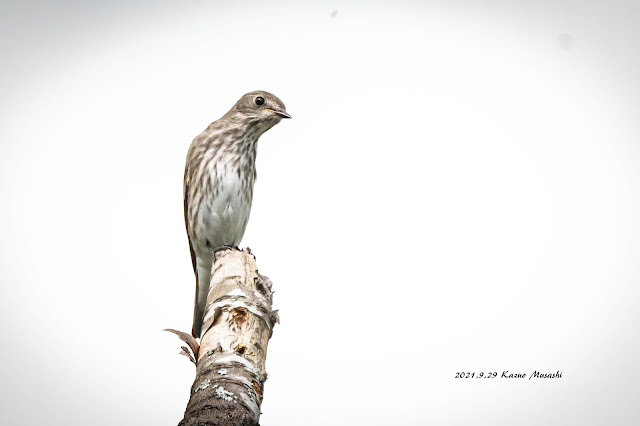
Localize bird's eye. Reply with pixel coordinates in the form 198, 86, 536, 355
255, 96, 265, 106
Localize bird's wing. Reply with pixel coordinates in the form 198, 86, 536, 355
184, 167, 197, 274
185, 165, 203, 337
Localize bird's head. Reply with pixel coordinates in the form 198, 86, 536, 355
226, 91, 291, 132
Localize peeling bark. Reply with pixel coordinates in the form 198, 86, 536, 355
178, 248, 278, 426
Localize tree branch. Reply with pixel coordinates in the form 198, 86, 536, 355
177, 247, 279, 426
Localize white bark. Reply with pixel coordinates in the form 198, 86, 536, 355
178, 247, 278, 426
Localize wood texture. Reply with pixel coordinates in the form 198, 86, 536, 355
179, 248, 278, 426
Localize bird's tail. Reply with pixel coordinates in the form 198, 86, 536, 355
192, 274, 203, 338
192, 264, 211, 338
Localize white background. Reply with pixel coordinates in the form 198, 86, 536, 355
1, 1, 639, 424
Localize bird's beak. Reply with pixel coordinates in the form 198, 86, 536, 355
269, 109, 292, 119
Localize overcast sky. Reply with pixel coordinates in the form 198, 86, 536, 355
1, 1, 640, 425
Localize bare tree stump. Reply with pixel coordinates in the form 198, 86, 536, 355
178, 247, 278, 426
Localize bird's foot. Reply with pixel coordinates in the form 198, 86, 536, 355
213, 245, 236, 255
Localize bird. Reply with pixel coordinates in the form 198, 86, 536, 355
184, 91, 290, 338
